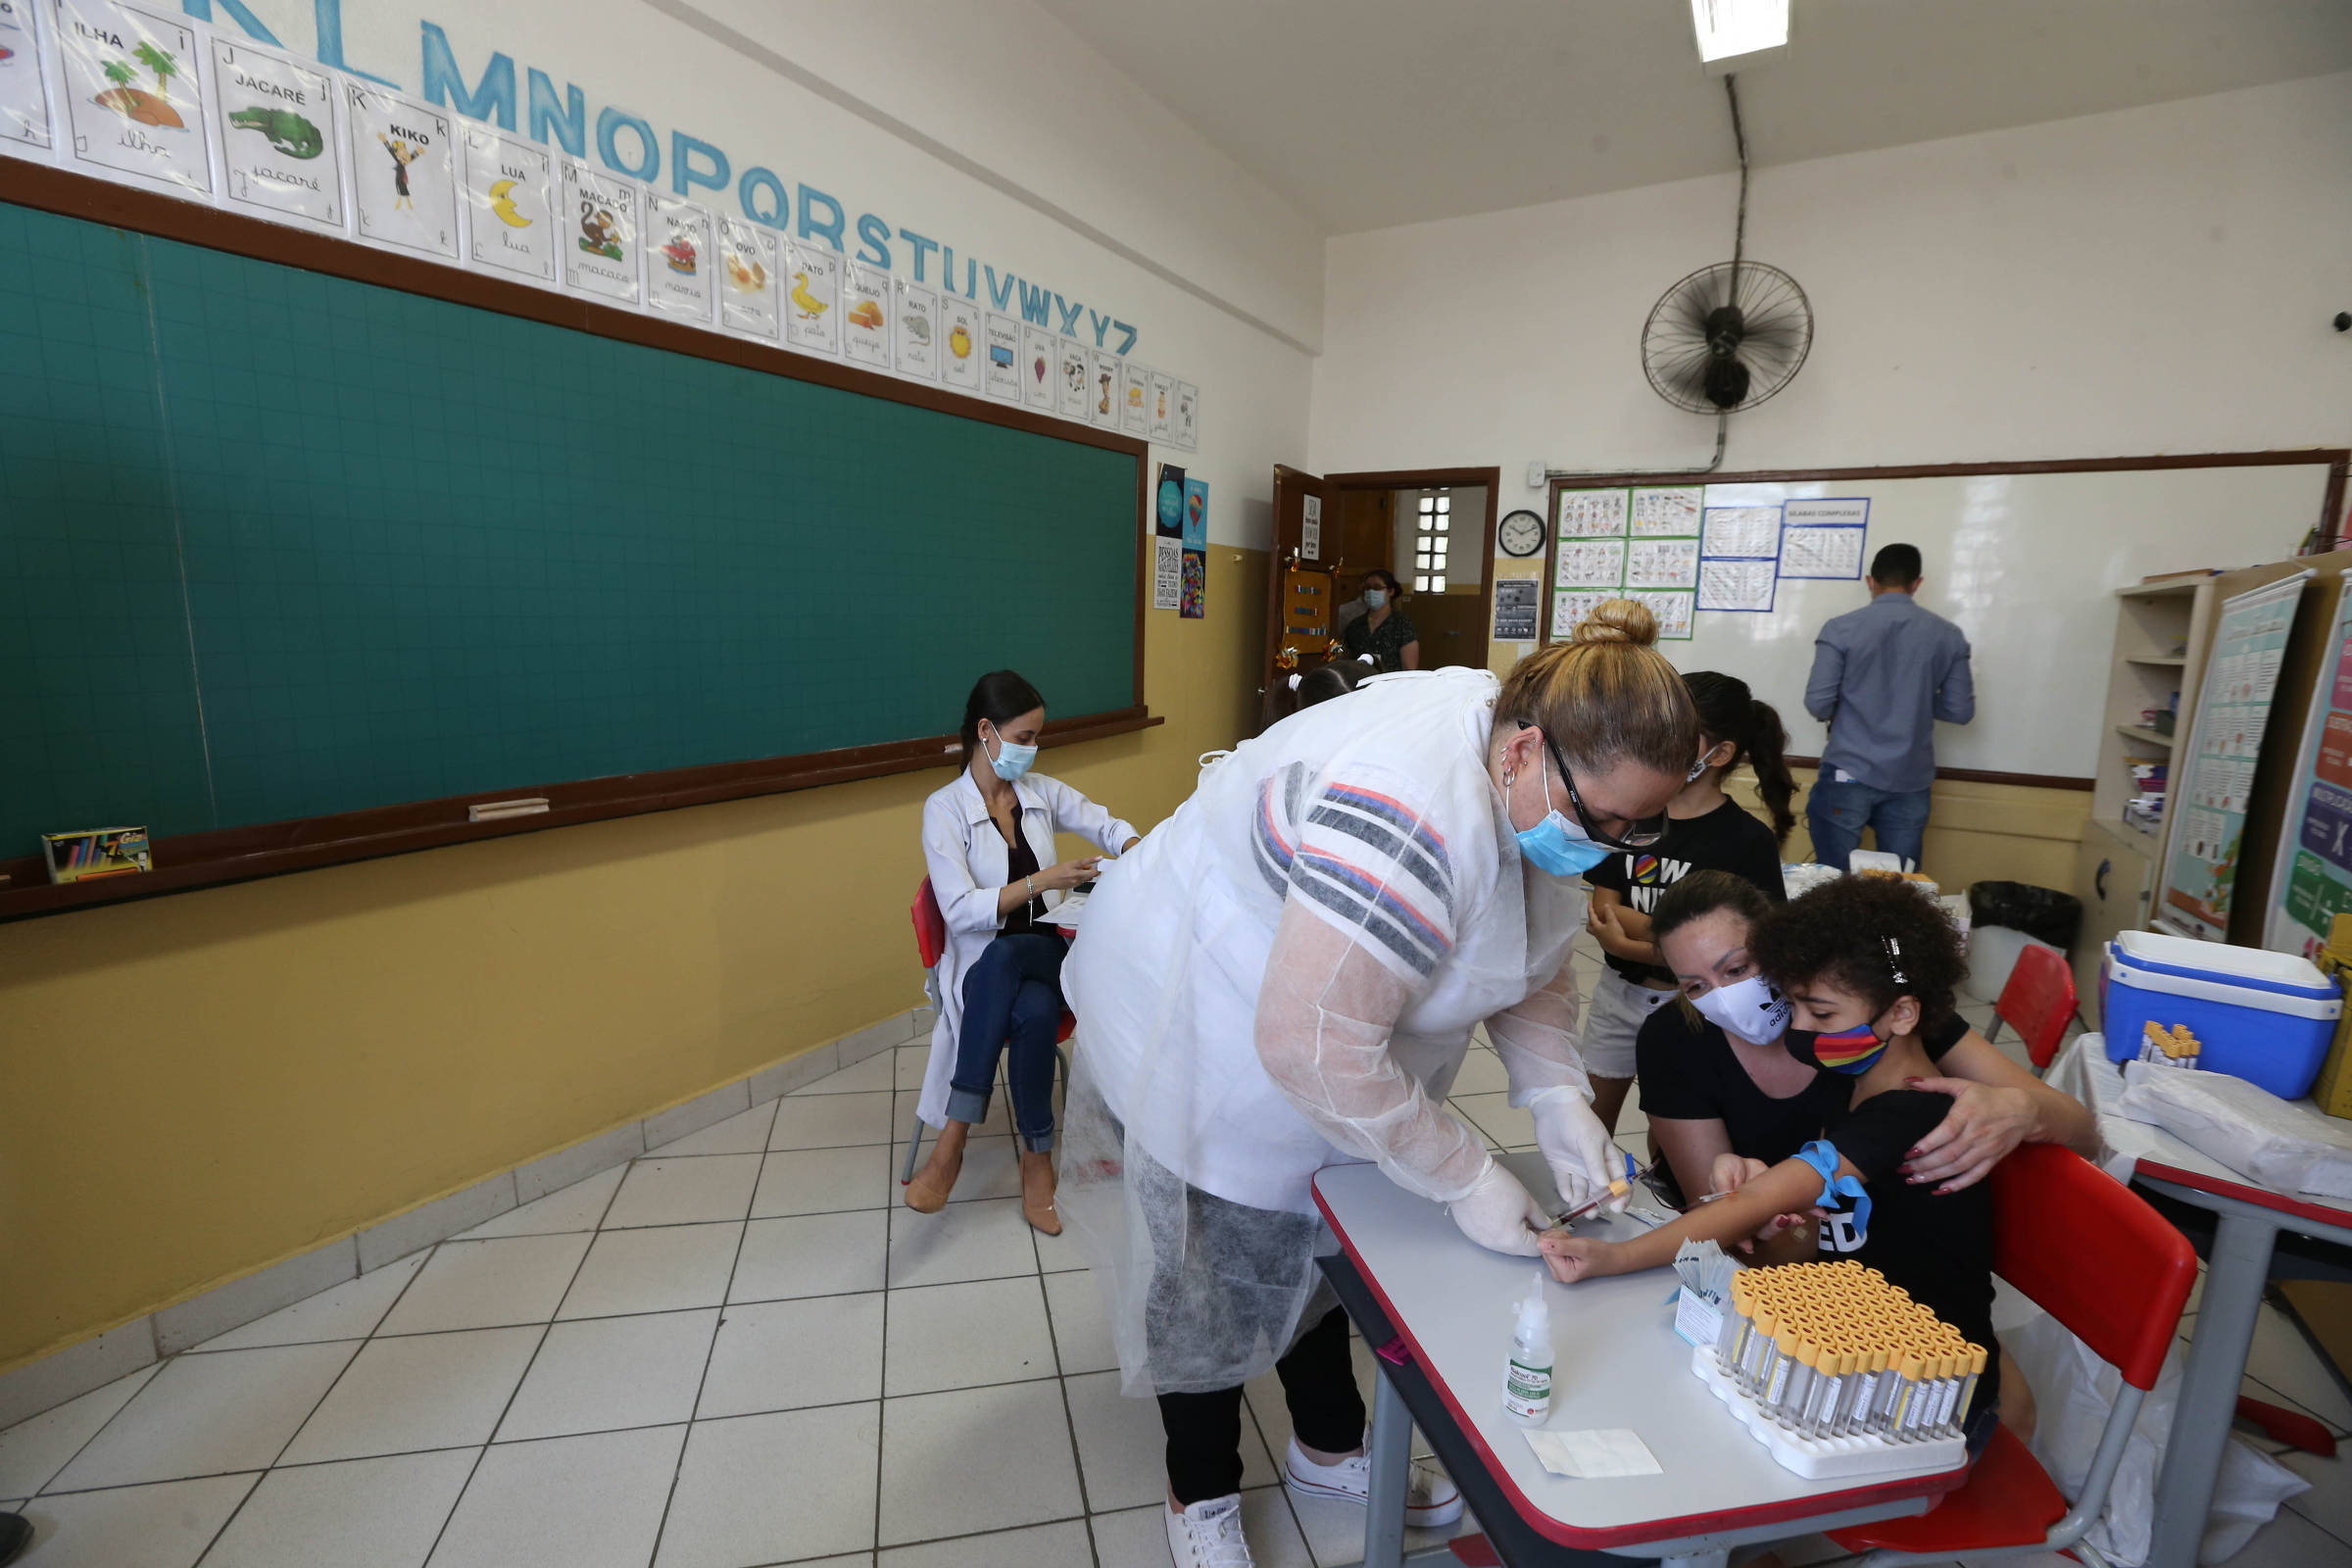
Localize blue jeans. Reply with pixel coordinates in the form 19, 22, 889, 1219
951, 932, 1064, 1152
1806, 776, 1933, 872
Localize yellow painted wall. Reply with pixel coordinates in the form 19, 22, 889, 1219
0, 548, 1270, 1375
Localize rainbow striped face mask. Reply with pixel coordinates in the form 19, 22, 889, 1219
1784, 1016, 1889, 1076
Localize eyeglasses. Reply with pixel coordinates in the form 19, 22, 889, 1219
1525, 725, 1669, 851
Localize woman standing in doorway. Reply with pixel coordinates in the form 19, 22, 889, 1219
1339, 568, 1419, 672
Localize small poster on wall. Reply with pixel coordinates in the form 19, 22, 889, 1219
1183, 477, 1208, 550
1057, 336, 1091, 420
1550, 590, 1614, 641
54, 0, 215, 198
1299, 494, 1322, 561
1174, 381, 1199, 450
1120, 360, 1151, 435
461, 124, 553, 282
0, 0, 55, 152
982, 313, 1021, 401
645, 195, 716, 324
1155, 463, 1187, 538
1556, 488, 1630, 540
1180, 546, 1205, 619
1090, 350, 1120, 427
842, 260, 892, 368
1627, 539, 1700, 590
1700, 505, 1780, 561
349, 83, 457, 262
1697, 559, 1777, 613
1020, 322, 1054, 411
1629, 589, 1695, 641
211, 38, 344, 233
1630, 486, 1702, 537
1150, 370, 1176, 441
715, 216, 782, 341
1152, 535, 1182, 611
1553, 539, 1626, 590
783, 238, 842, 358
939, 292, 984, 392
559, 158, 643, 305
1493, 577, 1540, 642
894, 277, 938, 379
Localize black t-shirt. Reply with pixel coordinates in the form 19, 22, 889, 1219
1810, 1088, 2001, 1413
1586, 799, 1785, 985
998, 827, 1054, 936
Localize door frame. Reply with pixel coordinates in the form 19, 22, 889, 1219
1324, 466, 1502, 672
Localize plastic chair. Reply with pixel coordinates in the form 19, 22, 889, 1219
1984, 944, 2079, 1070
901, 876, 1073, 1184
1824, 1143, 2198, 1566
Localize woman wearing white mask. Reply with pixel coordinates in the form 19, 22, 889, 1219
911, 671, 1140, 1231
1641, 870, 2092, 1214
1059, 601, 1695, 1568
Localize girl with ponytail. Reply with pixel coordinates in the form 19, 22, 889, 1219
1580, 670, 1794, 1133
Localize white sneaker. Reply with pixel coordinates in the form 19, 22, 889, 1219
1283, 1436, 1464, 1528
1164, 1494, 1254, 1568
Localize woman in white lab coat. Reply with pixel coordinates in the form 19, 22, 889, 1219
1058, 602, 1701, 1568
912, 670, 1140, 1233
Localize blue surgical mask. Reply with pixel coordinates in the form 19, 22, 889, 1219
985, 724, 1038, 781
1511, 744, 1608, 876
1362, 588, 1388, 609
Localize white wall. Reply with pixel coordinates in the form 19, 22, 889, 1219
1309, 74, 2352, 533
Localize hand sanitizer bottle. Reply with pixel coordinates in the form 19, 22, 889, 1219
1502, 1270, 1554, 1425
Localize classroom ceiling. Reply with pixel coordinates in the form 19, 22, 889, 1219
1033, 0, 2352, 234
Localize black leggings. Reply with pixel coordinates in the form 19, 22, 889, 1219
1156, 1307, 1365, 1506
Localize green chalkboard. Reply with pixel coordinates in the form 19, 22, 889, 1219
0, 201, 1139, 853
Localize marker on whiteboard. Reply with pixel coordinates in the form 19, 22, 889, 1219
468, 797, 550, 823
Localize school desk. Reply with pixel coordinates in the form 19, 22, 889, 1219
2053, 1040, 2352, 1568
1311, 1153, 1970, 1568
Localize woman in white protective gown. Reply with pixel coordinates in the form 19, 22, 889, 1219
1059, 600, 1703, 1568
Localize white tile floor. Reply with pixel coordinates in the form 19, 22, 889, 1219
3, 942, 2348, 1567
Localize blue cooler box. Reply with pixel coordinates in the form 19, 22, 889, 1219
2101, 929, 2341, 1100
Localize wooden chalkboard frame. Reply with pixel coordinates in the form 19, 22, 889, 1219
0, 162, 1158, 920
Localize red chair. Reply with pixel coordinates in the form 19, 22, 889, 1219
1984, 944, 2079, 1070
1825, 1143, 2197, 1564
902, 877, 1073, 1184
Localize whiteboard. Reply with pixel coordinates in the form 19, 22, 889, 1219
1609, 465, 2329, 780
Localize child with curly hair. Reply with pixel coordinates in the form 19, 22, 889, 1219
1541, 875, 2014, 1445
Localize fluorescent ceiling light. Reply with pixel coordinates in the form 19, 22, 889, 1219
1690, 0, 1788, 72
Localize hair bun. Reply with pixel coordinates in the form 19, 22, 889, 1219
1570, 597, 1659, 648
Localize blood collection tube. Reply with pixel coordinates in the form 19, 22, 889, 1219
1770, 1337, 1812, 1427
1716, 1274, 1751, 1375
1951, 1344, 1987, 1436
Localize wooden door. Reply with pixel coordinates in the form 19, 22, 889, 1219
1263, 465, 1337, 729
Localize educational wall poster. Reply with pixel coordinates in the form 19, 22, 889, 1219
1553, 539, 1625, 590
1299, 494, 1322, 561
1556, 489, 1630, 540
1150, 369, 1176, 441
715, 216, 781, 341
1630, 486, 1702, 537
559, 158, 642, 306
1120, 359, 1151, 435
1492, 577, 1540, 642
1700, 505, 1780, 561
1550, 590, 1613, 641
646, 194, 716, 325
1019, 322, 1054, 411
1089, 349, 1120, 427
938, 292, 983, 392
1780, 523, 1867, 580
1697, 559, 1777, 613
1180, 547, 1205, 619
2159, 572, 2308, 942
0, 0, 54, 151
1629, 589, 1695, 641
893, 276, 937, 379
1152, 535, 1181, 611
1056, 336, 1089, 420
1182, 477, 1208, 551
1154, 463, 1186, 538
1626, 539, 1700, 590
210, 38, 341, 233
2266, 580, 2352, 957
783, 238, 841, 358
1174, 381, 1199, 450
347, 84, 456, 263
54, 0, 214, 197
842, 260, 891, 368
982, 312, 1020, 401
460, 124, 552, 282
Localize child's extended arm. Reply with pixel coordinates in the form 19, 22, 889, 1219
1540, 1151, 1854, 1283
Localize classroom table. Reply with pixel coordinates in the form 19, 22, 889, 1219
1311, 1153, 1971, 1568
2051, 1039, 2352, 1568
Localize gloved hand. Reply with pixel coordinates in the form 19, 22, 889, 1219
1446, 1157, 1549, 1256
1528, 1085, 1619, 1214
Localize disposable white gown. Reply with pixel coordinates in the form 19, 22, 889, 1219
1060, 668, 1594, 1396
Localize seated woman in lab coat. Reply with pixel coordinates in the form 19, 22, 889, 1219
910, 670, 1140, 1234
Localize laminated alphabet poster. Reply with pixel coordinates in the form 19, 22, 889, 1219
938, 292, 983, 392
1556, 488, 1630, 540
1626, 539, 1700, 590
1549, 591, 1614, 642
1174, 381, 1199, 450
645, 194, 716, 324
782, 237, 841, 358
842, 260, 891, 368
1552, 539, 1625, 590
1, 0, 56, 152
982, 313, 1020, 401
715, 216, 781, 341
348, 83, 456, 261
1089, 350, 1120, 428
53, 0, 214, 197
1120, 360, 1151, 435
559, 158, 642, 305
894, 276, 938, 379
1056, 336, 1090, 420
1020, 322, 1054, 411
461, 125, 551, 281
1630, 486, 1701, 537
211, 38, 341, 232
1629, 589, 1694, 641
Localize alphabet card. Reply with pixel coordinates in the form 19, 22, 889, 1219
1120, 359, 1151, 435
645, 193, 715, 324
211, 37, 342, 233
1056, 336, 1090, 421
346, 83, 455, 261
460, 123, 551, 282
894, 276, 938, 380
842, 260, 891, 368
1089, 350, 1120, 428
559, 156, 642, 306
715, 216, 781, 342
0, 0, 56, 154
1150, 369, 1175, 442
782, 236, 841, 358
1020, 322, 1054, 412
1174, 381, 1199, 450
52, 0, 214, 198
982, 312, 1020, 402
938, 291, 983, 393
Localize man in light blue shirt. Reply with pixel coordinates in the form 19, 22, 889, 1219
1802, 543, 1975, 872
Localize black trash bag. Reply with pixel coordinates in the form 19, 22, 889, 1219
1966, 881, 2082, 952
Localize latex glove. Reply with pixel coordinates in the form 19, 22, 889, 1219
1528, 1085, 1618, 1214
1446, 1158, 1549, 1256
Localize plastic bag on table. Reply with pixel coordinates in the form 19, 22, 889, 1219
2003, 1307, 2308, 1566
1966, 879, 2084, 951
2115, 1061, 2352, 1200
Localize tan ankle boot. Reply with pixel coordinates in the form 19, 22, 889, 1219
1019, 1149, 1062, 1235
905, 1120, 970, 1213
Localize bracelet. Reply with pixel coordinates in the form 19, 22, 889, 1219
1026, 874, 1036, 899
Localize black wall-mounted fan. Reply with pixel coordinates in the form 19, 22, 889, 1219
1641, 259, 1813, 415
